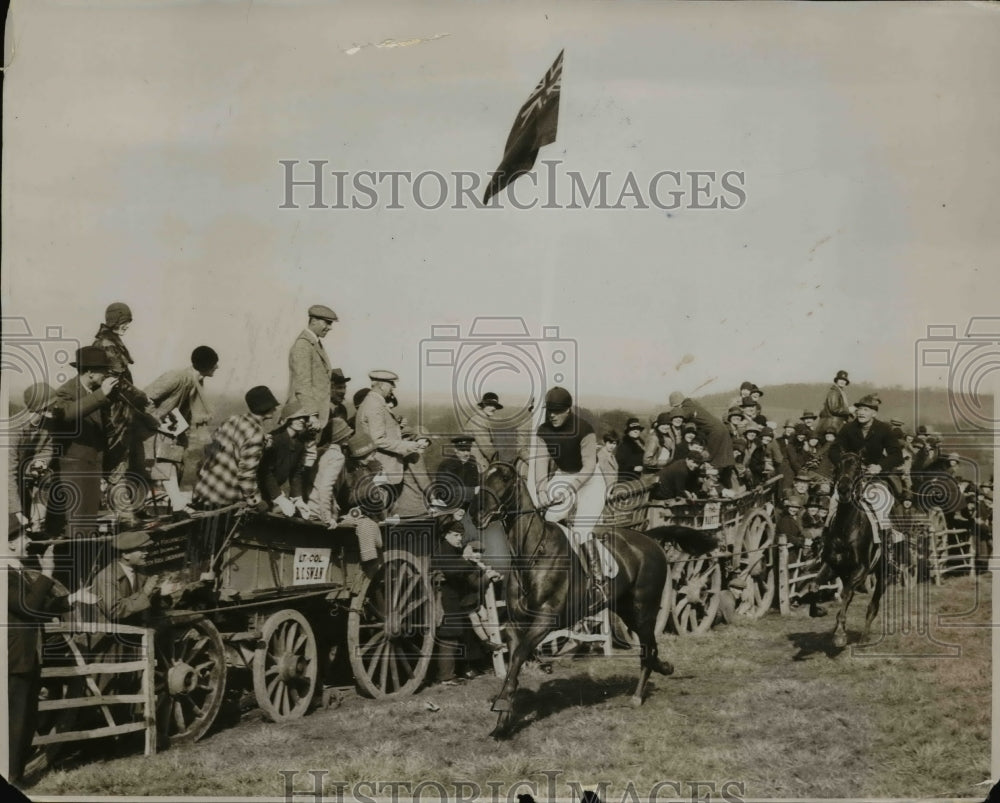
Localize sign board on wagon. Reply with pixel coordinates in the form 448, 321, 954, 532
292, 547, 332, 585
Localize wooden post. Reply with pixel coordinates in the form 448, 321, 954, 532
481, 583, 507, 678
777, 534, 790, 616
143, 627, 158, 755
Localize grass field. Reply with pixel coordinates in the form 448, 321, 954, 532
29, 575, 991, 800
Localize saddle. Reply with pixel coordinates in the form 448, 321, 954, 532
552, 522, 619, 579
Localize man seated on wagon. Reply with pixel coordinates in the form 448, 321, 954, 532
190, 385, 279, 513
654, 450, 704, 502
92, 530, 170, 626
335, 433, 389, 570
391, 429, 437, 518
258, 401, 316, 518
435, 436, 481, 510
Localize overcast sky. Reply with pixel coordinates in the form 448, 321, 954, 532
4, 0, 999, 419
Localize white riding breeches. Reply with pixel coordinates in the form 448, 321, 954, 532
543, 469, 607, 548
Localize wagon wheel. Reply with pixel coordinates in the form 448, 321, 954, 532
252, 609, 319, 721
669, 554, 722, 635
731, 509, 776, 619
154, 617, 226, 744
347, 549, 435, 698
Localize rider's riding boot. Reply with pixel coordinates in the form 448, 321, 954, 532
583, 540, 609, 606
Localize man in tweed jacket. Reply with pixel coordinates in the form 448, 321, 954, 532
286, 304, 337, 431
191, 386, 279, 510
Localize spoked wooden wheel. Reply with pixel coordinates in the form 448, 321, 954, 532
732, 509, 776, 618
154, 618, 226, 744
253, 609, 319, 721
670, 555, 723, 635
347, 550, 436, 698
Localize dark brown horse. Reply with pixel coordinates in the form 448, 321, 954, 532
808, 451, 886, 648
470, 461, 711, 737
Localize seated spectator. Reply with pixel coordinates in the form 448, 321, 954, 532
597, 430, 619, 491
308, 417, 354, 525
655, 451, 704, 501
672, 422, 701, 463
435, 436, 481, 510
643, 413, 676, 472
776, 495, 806, 547
337, 434, 389, 566
191, 386, 279, 512
259, 402, 316, 518
615, 417, 646, 482
800, 410, 818, 432
92, 530, 169, 625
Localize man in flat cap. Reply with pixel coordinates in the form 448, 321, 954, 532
356, 371, 424, 497
50, 346, 122, 588
92, 530, 164, 625
191, 385, 280, 511
287, 304, 337, 434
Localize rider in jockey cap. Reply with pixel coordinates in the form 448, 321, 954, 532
532, 386, 608, 603
827, 393, 904, 542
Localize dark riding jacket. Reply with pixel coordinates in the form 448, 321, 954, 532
830, 418, 903, 473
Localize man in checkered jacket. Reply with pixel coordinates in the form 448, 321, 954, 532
191, 386, 279, 511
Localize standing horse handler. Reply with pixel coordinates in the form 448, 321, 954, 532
530, 386, 609, 606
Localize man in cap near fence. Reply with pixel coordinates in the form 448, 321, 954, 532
92, 529, 166, 625
356, 371, 424, 500
191, 385, 280, 512
142, 346, 219, 517
50, 346, 122, 587
6, 513, 77, 786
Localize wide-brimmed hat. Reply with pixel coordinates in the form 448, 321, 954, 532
23, 382, 56, 412
245, 385, 279, 415
477, 392, 504, 410
115, 530, 153, 552
625, 417, 644, 431
330, 368, 351, 385
750, 385, 764, 397
71, 346, 112, 371
794, 472, 812, 483
280, 399, 314, 423
800, 410, 817, 420
727, 407, 743, 420
834, 370, 850, 385
855, 394, 881, 411
760, 427, 774, 438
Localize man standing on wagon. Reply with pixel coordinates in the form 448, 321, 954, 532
287, 304, 338, 472
355, 370, 424, 503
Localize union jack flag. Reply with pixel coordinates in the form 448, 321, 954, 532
483, 50, 563, 204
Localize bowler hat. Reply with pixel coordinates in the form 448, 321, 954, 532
834, 370, 850, 385
625, 417, 644, 431
740, 398, 758, 409
245, 385, 279, 415
855, 394, 881, 411
347, 433, 376, 458
478, 392, 504, 410
329, 418, 353, 444
105, 302, 133, 327
544, 386, 573, 411
308, 304, 338, 322
368, 370, 399, 385
760, 427, 774, 438
800, 410, 817, 420
115, 530, 153, 552
330, 368, 351, 385
71, 346, 113, 371
23, 382, 56, 412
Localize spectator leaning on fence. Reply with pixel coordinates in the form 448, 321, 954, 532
190, 385, 279, 512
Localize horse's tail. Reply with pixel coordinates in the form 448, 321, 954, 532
646, 525, 718, 556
